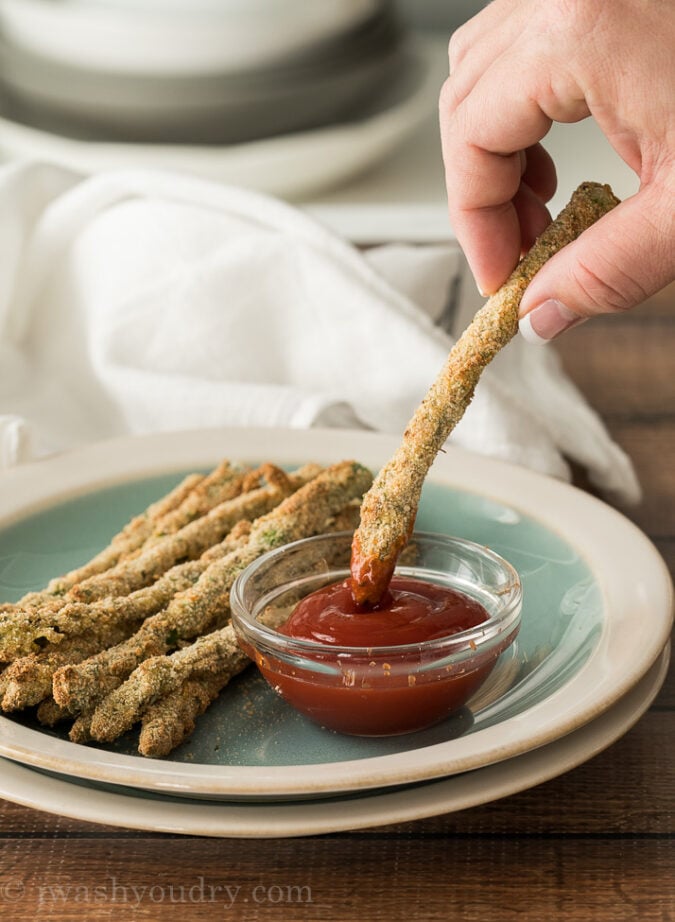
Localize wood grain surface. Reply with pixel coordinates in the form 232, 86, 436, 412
0, 285, 672, 922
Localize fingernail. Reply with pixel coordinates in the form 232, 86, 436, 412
519, 299, 585, 344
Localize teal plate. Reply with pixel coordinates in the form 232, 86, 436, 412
0, 476, 600, 760
0, 647, 669, 834
0, 428, 670, 799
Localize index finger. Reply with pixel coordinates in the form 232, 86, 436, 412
439, 34, 593, 293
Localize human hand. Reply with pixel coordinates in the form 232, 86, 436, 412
439, 0, 675, 342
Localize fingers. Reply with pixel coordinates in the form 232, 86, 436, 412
519, 181, 675, 343
521, 143, 557, 204
512, 181, 552, 255
440, 38, 582, 293
448, 0, 521, 64
441, 0, 674, 334
440, 0, 591, 295
447, 0, 527, 109
440, 104, 554, 292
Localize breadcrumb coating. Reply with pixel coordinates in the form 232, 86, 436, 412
69, 466, 318, 603
350, 182, 620, 605
85, 461, 372, 742
54, 462, 370, 722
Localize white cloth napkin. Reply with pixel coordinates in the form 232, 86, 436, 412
0, 161, 639, 502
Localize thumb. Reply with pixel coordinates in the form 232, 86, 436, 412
518, 183, 675, 343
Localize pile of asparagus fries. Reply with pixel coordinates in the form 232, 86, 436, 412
0, 459, 372, 757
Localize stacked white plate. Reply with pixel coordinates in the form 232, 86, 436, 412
0, 0, 441, 196
0, 428, 671, 837
0, 0, 405, 143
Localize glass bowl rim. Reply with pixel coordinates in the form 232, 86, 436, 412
229, 530, 523, 659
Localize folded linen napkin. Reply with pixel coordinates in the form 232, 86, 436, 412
0, 161, 639, 502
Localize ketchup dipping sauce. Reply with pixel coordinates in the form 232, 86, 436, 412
230, 533, 522, 737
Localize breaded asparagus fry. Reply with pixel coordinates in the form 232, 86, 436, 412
68, 710, 98, 744
350, 182, 621, 605
245, 461, 371, 550
0, 472, 205, 620
43, 462, 244, 603
93, 598, 295, 747
138, 673, 227, 758
36, 697, 73, 727
0, 521, 253, 661
46, 472, 207, 596
0, 669, 11, 701
70, 465, 319, 603
59, 462, 369, 720
52, 465, 337, 714
146, 461, 246, 539
0, 618, 139, 711
0, 463, 245, 636
86, 461, 373, 741
51, 549, 249, 715
136, 507, 363, 758
326, 502, 361, 534
0, 462, 275, 645
89, 625, 248, 742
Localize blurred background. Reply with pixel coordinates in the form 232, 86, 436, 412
0, 0, 635, 237
0, 0, 470, 144
397, 0, 485, 30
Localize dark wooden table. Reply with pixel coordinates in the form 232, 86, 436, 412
0, 286, 672, 921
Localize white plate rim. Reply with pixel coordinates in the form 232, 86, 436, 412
0, 427, 672, 797
0, 642, 669, 838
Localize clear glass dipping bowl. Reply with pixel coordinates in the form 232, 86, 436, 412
230, 532, 522, 736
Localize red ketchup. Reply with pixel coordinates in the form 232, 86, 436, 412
259, 576, 497, 736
